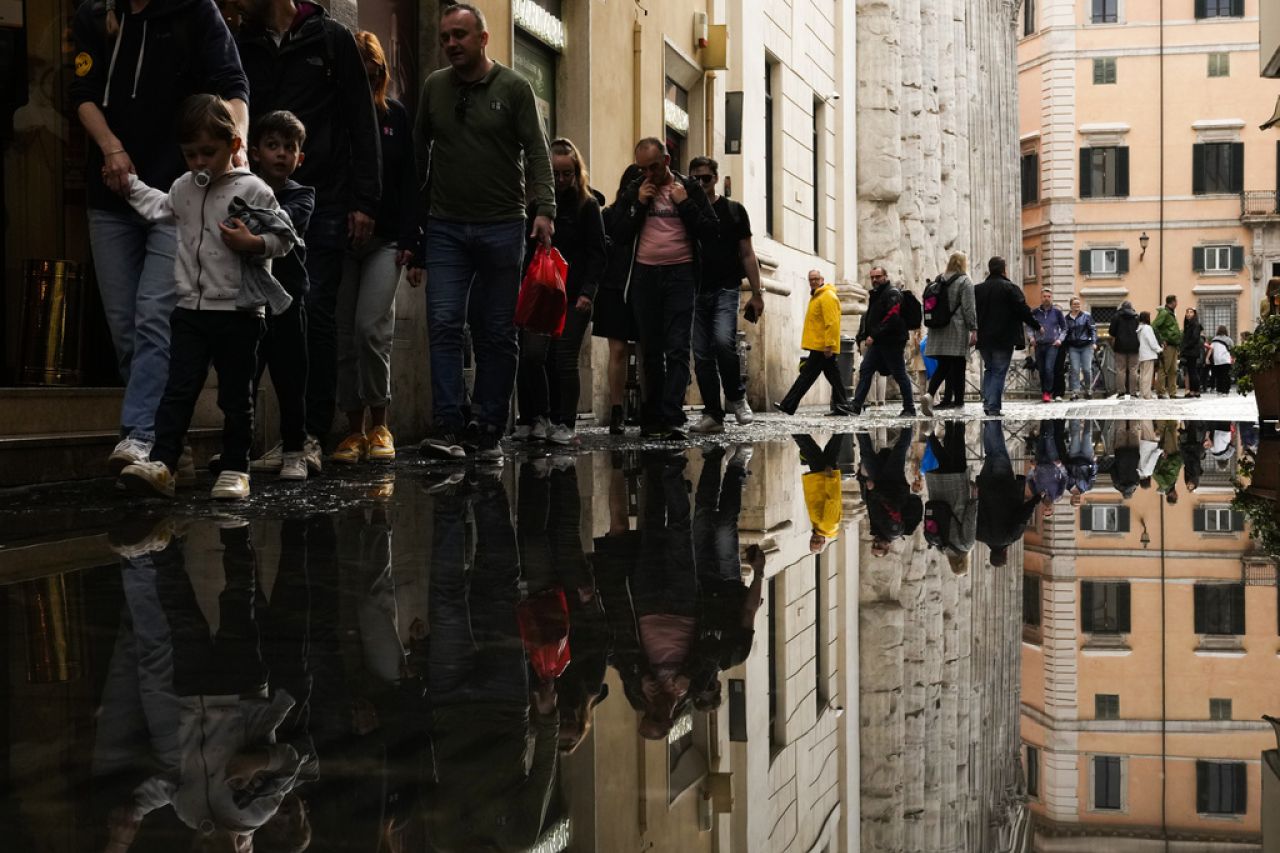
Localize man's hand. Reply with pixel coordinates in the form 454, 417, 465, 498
348, 210, 375, 247
219, 219, 265, 254
530, 214, 554, 247
395, 249, 414, 267
575, 295, 592, 314
407, 267, 425, 288
637, 180, 657, 204
746, 293, 764, 319
865, 336, 874, 347
532, 681, 557, 716
670, 181, 688, 204
1053, 340, 1062, 347
823, 346, 836, 357
102, 149, 136, 196
968, 331, 978, 348
225, 748, 271, 790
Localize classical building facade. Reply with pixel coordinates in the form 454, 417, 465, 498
1019, 0, 1280, 341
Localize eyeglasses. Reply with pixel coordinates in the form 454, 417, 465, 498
693, 174, 715, 184
455, 89, 471, 122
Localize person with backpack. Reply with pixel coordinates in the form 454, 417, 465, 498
849, 267, 918, 417
974, 257, 1040, 417
1029, 288, 1067, 402
923, 420, 977, 574
921, 252, 977, 415
774, 271, 854, 415
1208, 325, 1235, 393
1108, 301, 1141, 399
72, 0, 250, 476
1063, 297, 1098, 400
857, 428, 923, 556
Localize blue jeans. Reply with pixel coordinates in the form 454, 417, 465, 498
692, 288, 744, 420
979, 347, 1013, 413
1067, 346, 1094, 393
424, 219, 526, 432
88, 209, 179, 443
851, 343, 915, 412
1035, 344, 1060, 394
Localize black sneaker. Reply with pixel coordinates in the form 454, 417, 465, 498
461, 422, 481, 454
419, 433, 467, 460
475, 428, 504, 465
609, 405, 625, 435
641, 423, 666, 439
772, 402, 795, 416
665, 427, 688, 441
899, 408, 918, 418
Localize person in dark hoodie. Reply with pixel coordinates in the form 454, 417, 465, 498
1108, 420, 1142, 499
1108, 300, 1141, 399
857, 428, 923, 555
850, 267, 917, 417
976, 420, 1039, 567
71, 0, 250, 476
974, 256, 1040, 416
232, 0, 383, 467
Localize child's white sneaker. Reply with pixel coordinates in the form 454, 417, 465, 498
211, 471, 250, 501
279, 452, 308, 481
251, 441, 284, 471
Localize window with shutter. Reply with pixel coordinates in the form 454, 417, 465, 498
1092, 0, 1119, 23
1117, 249, 1130, 274
1023, 575, 1042, 627
1093, 58, 1117, 85
1197, 143, 1242, 194
1022, 152, 1039, 206
1193, 246, 1205, 272
1024, 0, 1037, 36
1095, 694, 1120, 720
1026, 746, 1040, 797
1194, 583, 1246, 635
1079, 249, 1093, 274
1231, 245, 1245, 272
1093, 756, 1122, 810
1082, 582, 1130, 633
1197, 761, 1247, 815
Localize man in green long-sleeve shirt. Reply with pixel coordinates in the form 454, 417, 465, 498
414, 3, 555, 463
1152, 294, 1182, 398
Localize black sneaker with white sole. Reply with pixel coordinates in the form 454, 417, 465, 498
419, 433, 467, 460
475, 429, 505, 464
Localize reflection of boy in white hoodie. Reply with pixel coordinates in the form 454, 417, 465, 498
117, 94, 296, 503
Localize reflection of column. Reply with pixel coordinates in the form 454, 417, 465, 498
22, 573, 82, 683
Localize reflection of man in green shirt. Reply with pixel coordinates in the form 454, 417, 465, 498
1153, 420, 1183, 503
413, 3, 556, 460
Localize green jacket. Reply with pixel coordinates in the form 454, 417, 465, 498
1152, 306, 1182, 347
1153, 453, 1183, 493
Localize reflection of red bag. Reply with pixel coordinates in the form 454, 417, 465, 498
516, 245, 568, 337
516, 587, 572, 681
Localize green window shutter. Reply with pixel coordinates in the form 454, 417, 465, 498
1117, 249, 1130, 274
1195, 0, 1207, 17
1197, 761, 1210, 812
1192, 144, 1206, 194
1193, 247, 1205, 272
1116, 506, 1131, 532
1230, 143, 1244, 193
1093, 59, 1104, 85
1231, 584, 1246, 634
1080, 147, 1093, 198
1081, 582, 1096, 632
1231, 0, 1244, 16
1080, 506, 1094, 530
1232, 763, 1248, 813
1116, 147, 1130, 196
1194, 584, 1208, 633
1231, 246, 1245, 272
1230, 510, 1246, 531
1080, 249, 1093, 274
1116, 583, 1132, 633
1193, 508, 1206, 531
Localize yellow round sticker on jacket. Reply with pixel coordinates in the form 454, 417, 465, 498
74, 52, 93, 77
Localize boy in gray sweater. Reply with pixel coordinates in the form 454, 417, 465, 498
119, 95, 296, 501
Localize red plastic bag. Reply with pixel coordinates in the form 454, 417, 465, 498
516, 587, 572, 681
515, 245, 568, 337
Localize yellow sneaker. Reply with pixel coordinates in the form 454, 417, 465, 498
367, 425, 396, 462
331, 432, 367, 465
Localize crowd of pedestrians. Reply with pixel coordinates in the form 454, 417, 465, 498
73, 1, 1249, 503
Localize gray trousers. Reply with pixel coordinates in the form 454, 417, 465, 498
337, 239, 399, 412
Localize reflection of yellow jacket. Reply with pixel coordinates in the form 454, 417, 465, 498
803, 470, 842, 538
801, 283, 842, 352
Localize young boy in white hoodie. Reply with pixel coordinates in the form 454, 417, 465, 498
119, 95, 297, 500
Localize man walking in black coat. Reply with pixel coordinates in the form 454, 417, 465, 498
850, 267, 916, 417
975, 256, 1040, 417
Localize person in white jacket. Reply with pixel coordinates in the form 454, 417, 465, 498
1136, 311, 1162, 400
117, 95, 296, 501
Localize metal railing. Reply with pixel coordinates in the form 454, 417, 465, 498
1241, 191, 1280, 217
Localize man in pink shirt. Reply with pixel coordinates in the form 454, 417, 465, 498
607, 138, 719, 439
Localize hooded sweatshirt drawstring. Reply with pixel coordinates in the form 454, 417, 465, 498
101, 13, 126, 108
101, 15, 148, 106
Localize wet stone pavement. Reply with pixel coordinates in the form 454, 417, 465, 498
0, 406, 1277, 852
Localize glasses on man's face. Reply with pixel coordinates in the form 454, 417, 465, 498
455, 89, 471, 122
693, 174, 715, 184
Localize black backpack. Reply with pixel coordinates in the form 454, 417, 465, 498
900, 289, 923, 331
923, 499, 952, 549
922, 274, 958, 329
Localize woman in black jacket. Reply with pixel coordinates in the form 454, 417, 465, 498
514, 138, 608, 446
1108, 301, 1141, 399
1180, 307, 1205, 398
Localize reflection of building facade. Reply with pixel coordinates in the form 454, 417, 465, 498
1018, 0, 1277, 337
1020, 422, 1275, 846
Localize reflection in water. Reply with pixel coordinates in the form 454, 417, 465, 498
0, 420, 1272, 852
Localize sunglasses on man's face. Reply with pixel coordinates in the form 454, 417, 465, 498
692, 174, 715, 184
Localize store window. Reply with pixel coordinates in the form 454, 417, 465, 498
664, 77, 689, 172
512, 0, 565, 141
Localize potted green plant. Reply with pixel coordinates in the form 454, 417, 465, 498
1233, 440, 1280, 559
1232, 314, 1280, 420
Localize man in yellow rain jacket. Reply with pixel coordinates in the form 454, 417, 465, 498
795, 434, 846, 552
774, 271, 854, 415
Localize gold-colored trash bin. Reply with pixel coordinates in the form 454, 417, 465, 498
20, 259, 84, 386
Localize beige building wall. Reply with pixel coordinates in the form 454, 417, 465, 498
1019, 0, 1280, 341
1020, 431, 1276, 844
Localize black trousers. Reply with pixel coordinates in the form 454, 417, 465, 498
303, 210, 347, 443
153, 307, 264, 473
780, 351, 849, 413
1182, 352, 1202, 393
517, 303, 591, 428
1213, 364, 1232, 393
927, 355, 967, 404
256, 298, 309, 452
630, 263, 697, 429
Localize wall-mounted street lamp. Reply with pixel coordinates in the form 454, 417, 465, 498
1139, 231, 1150, 261
1140, 518, 1151, 548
